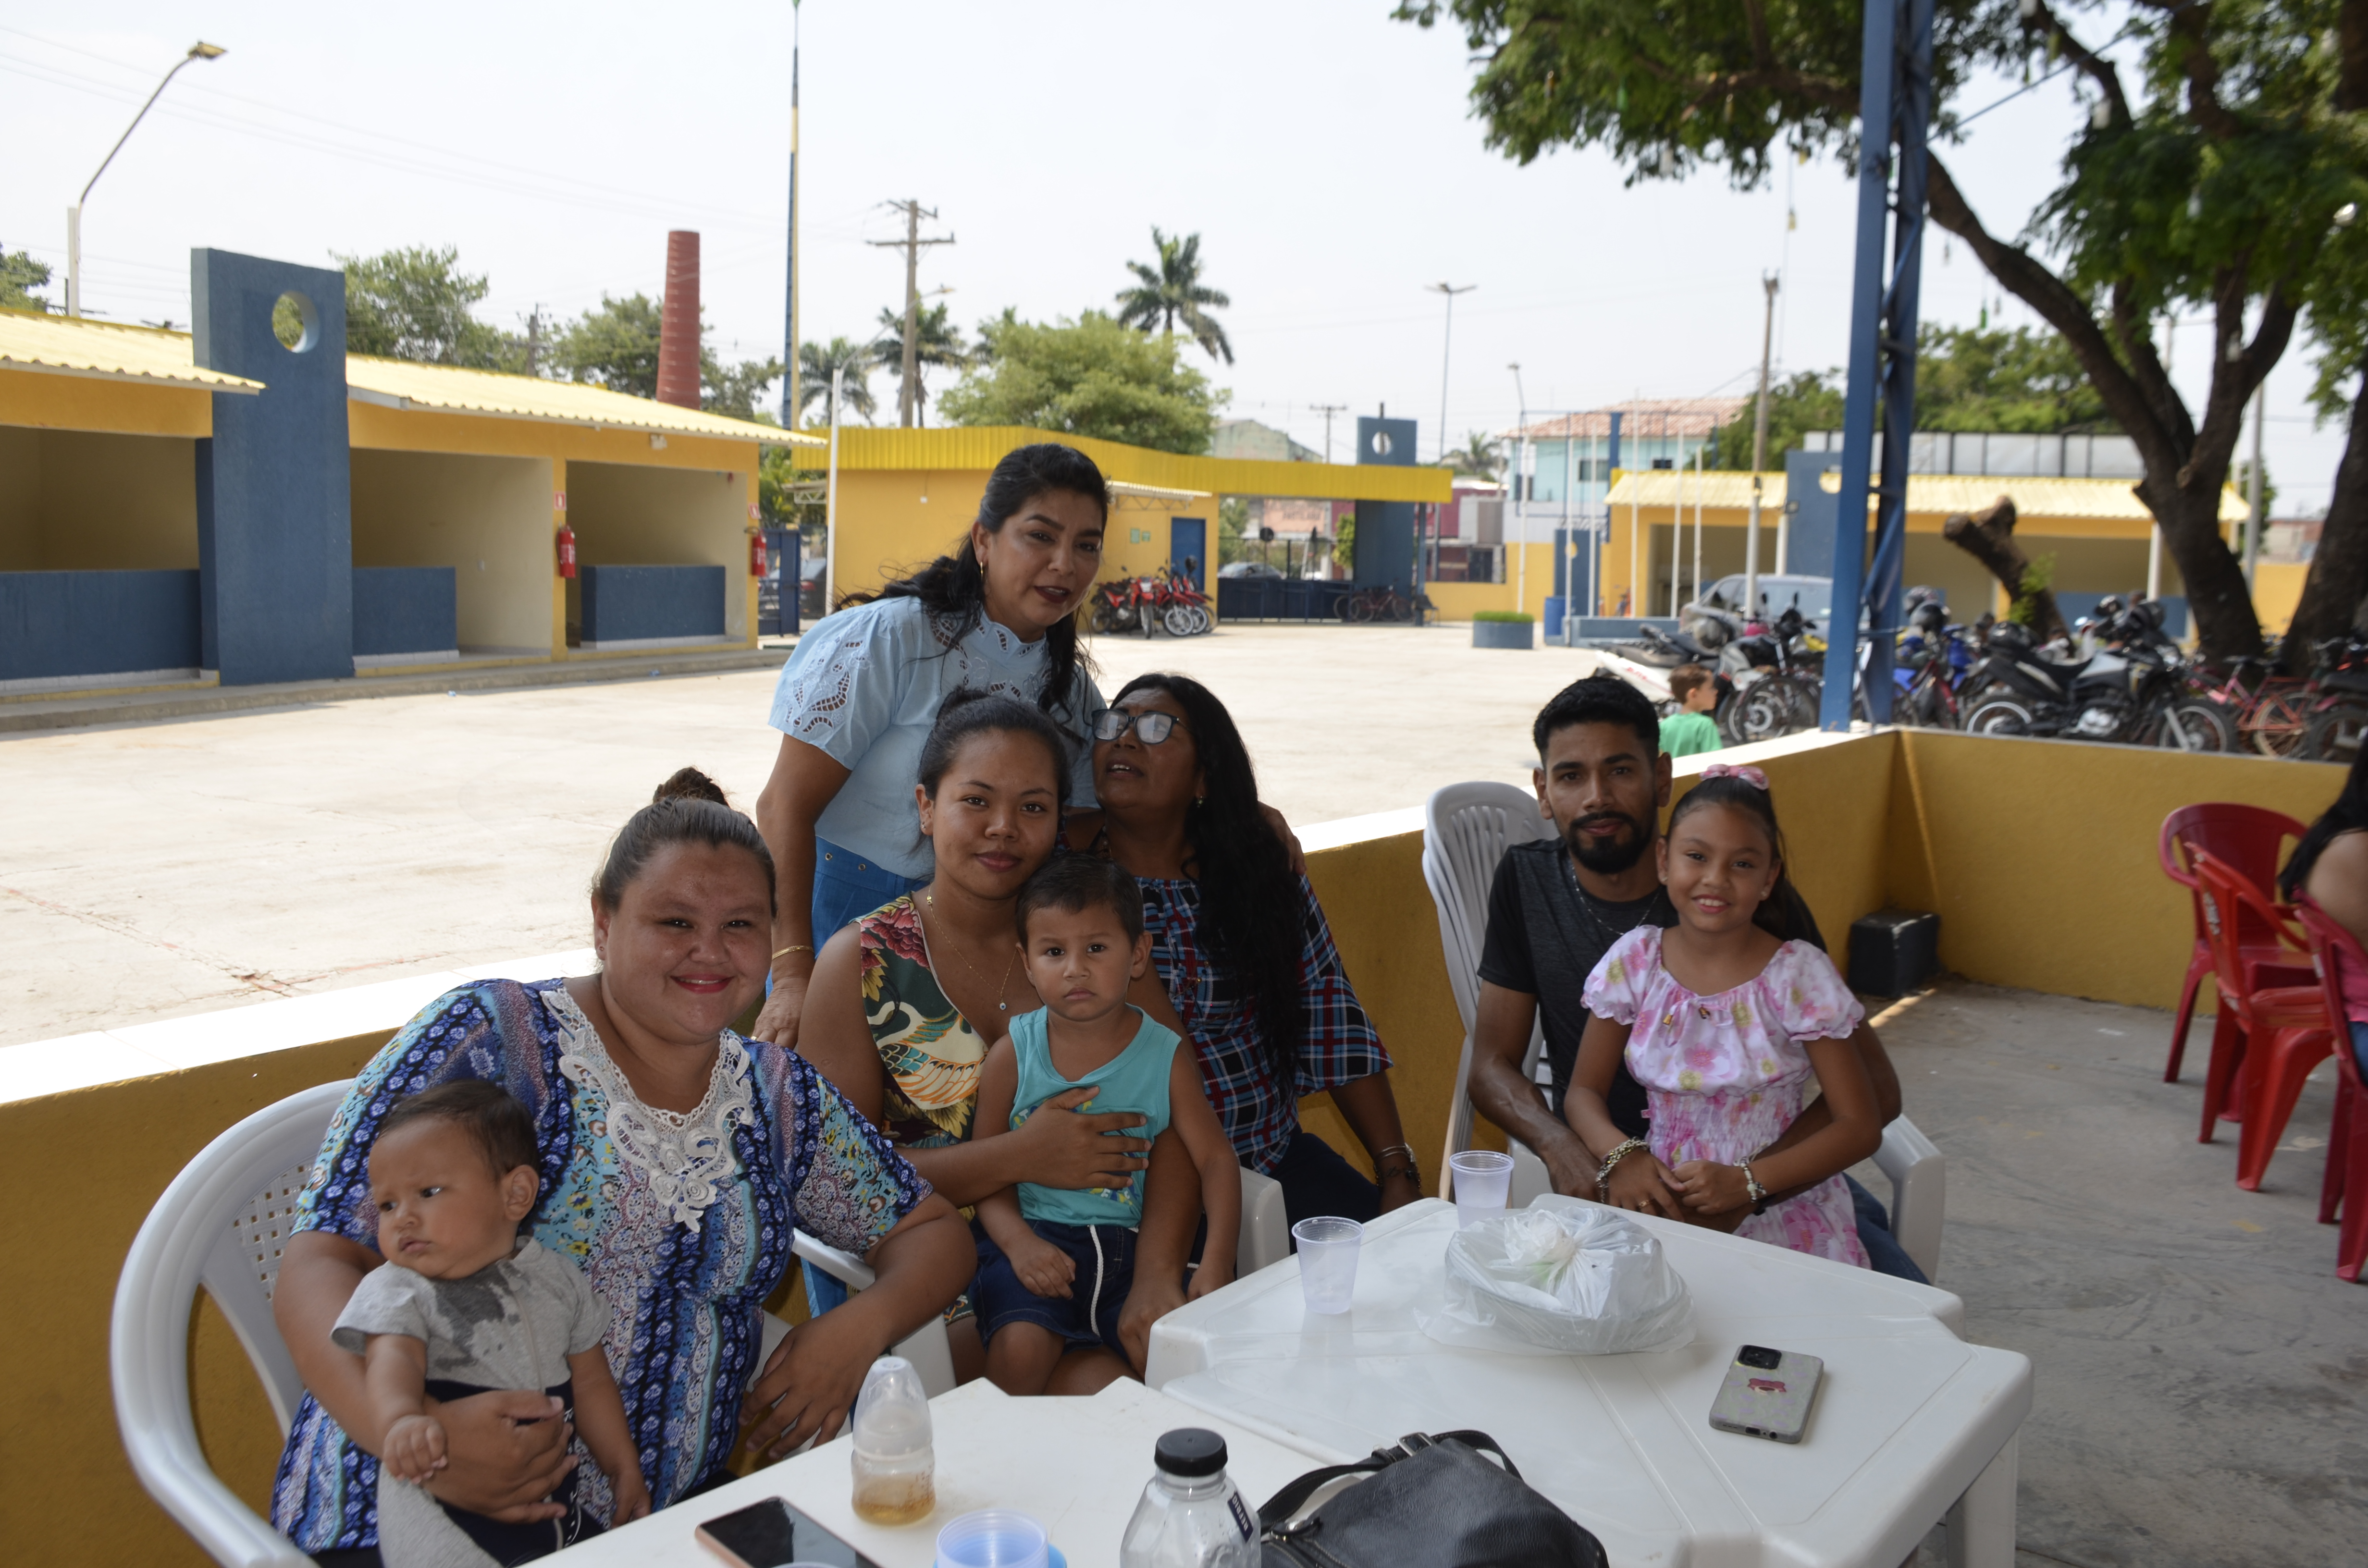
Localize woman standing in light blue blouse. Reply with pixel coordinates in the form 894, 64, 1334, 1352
751, 443, 1110, 1049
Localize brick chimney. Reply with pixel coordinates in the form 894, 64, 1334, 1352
657, 230, 701, 409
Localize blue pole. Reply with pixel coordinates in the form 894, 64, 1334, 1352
1822, 0, 1902, 729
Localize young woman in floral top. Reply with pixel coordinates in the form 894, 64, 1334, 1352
800, 691, 1204, 1384
268, 772, 974, 1563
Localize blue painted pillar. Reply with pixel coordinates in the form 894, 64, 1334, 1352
1353, 415, 1419, 594
192, 250, 354, 685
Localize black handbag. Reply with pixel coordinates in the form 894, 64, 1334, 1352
1255, 1430, 1607, 1568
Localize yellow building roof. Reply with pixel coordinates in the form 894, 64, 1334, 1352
346, 357, 818, 445
0, 307, 263, 393
1604, 467, 2250, 524
808, 425, 1453, 504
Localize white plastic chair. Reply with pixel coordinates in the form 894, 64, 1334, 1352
767, 1232, 959, 1396
1419, 781, 1948, 1282
112, 1080, 344, 1568
1238, 1165, 1291, 1274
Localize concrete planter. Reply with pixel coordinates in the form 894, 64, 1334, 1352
1471, 619, 1535, 649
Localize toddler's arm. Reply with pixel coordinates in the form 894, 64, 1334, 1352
1164, 1048, 1241, 1298
972, 1037, 1076, 1300
1563, 1014, 1686, 1219
360, 1333, 445, 1482
565, 1347, 650, 1523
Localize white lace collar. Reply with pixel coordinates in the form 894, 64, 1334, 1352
547, 986, 754, 1234
956, 611, 1045, 666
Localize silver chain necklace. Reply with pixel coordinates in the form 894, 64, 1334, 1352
1563, 850, 1655, 952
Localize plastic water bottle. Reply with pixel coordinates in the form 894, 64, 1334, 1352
1119, 1428, 1257, 1568
849, 1355, 935, 1525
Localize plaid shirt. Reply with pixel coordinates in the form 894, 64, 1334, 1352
1135, 872, 1391, 1175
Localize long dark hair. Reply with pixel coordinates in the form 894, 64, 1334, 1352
592, 767, 776, 912
917, 687, 1073, 811
1666, 773, 1818, 946
2281, 747, 2368, 900
849, 442, 1106, 719
1114, 673, 1307, 1074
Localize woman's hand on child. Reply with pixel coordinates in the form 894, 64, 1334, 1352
418, 1390, 574, 1521
1014, 1085, 1155, 1191
1602, 1154, 1688, 1220
611, 1469, 653, 1524
380, 1413, 448, 1482
1670, 1161, 1753, 1217
1011, 1235, 1076, 1299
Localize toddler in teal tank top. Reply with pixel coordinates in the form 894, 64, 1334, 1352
970, 857, 1243, 1395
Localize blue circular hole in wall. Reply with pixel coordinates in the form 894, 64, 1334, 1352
272, 291, 319, 353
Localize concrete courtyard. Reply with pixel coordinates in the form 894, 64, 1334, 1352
0, 623, 1603, 1046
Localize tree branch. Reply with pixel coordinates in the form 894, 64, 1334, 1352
2167, 1, 2241, 138
2106, 281, 2190, 450
1741, 0, 1776, 74
2026, 0, 2133, 124
2341, 0, 2368, 114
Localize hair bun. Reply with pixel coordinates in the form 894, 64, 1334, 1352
653, 766, 729, 806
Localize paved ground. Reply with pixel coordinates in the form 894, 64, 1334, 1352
0, 624, 1602, 1046
1873, 983, 2361, 1568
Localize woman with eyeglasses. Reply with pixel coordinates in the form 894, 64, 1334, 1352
1067, 674, 1420, 1252
752, 444, 1111, 1051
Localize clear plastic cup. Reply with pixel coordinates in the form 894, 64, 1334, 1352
935, 1508, 1049, 1568
1448, 1150, 1516, 1227
851, 1355, 936, 1525
1292, 1216, 1364, 1314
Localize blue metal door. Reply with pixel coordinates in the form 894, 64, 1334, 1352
1170, 517, 1206, 588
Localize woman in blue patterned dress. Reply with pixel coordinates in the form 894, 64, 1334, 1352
268, 770, 975, 1565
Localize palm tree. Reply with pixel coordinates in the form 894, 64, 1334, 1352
871, 303, 969, 426
1443, 430, 1504, 480
797, 337, 877, 424
1115, 228, 1233, 365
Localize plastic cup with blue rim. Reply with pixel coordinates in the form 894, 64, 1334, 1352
935, 1508, 1053, 1568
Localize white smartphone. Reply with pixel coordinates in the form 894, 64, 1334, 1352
1707, 1343, 1824, 1444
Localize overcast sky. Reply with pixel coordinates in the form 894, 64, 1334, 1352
5, 1, 2348, 512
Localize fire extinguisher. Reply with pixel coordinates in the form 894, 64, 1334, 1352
555, 523, 577, 580
749, 529, 767, 578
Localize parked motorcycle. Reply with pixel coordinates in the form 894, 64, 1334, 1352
1961, 603, 2235, 751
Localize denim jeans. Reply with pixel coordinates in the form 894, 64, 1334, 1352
1847, 1174, 1927, 1284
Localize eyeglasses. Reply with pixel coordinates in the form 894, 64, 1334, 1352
1094, 707, 1186, 745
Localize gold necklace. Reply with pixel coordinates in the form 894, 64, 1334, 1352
921, 893, 1019, 1013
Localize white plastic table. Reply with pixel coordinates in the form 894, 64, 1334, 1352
1145, 1196, 2031, 1568
548, 1377, 1320, 1568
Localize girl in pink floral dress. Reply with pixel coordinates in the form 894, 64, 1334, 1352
1566, 766, 1883, 1266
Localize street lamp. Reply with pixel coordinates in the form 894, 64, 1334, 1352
67, 40, 225, 318
1426, 282, 1476, 465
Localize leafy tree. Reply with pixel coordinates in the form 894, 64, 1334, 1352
336, 246, 522, 368
1443, 430, 1505, 479
1397, 0, 2367, 661
1115, 229, 1234, 365
0, 247, 54, 313
1218, 496, 1252, 565
871, 302, 968, 425
1914, 324, 2112, 433
703, 354, 784, 421
798, 337, 877, 424
1710, 370, 1847, 471
939, 310, 1225, 454
552, 293, 664, 398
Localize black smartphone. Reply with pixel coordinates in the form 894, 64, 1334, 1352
695, 1496, 883, 1568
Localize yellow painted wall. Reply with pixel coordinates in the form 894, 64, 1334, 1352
2251, 560, 2309, 635
11, 728, 2347, 1566
0, 426, 198, 571
568, 460, 756, 646
350, 449, 553, 653
0, 366, 211, 438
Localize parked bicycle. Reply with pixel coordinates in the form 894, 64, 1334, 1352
1334, 584, 1431, 624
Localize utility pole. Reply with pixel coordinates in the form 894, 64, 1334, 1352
1745, 272, 1778, 621
867, 199, 954, 428
1426, 282, 1476, 465
780, 1, 802, 429
1312, 404, 1347, 464
525, 306, 545, 377
2244, 382, 2266, 592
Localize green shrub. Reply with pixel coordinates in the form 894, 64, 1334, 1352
1472, 610, 1536, 624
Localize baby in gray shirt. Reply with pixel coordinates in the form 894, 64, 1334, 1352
335, 1081, 648, 1567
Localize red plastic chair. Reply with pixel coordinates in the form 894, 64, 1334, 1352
2158, 804, 2308, 1081
2296, 900, 2368, 1281
2193, 853, 2333, 1187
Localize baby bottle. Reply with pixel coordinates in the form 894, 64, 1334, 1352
849, 1355, 936, 1525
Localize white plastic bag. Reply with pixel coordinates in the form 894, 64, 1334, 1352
1419, 1202, 1694, 1356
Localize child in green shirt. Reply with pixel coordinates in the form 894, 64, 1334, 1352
1659, 664, 1724, 757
